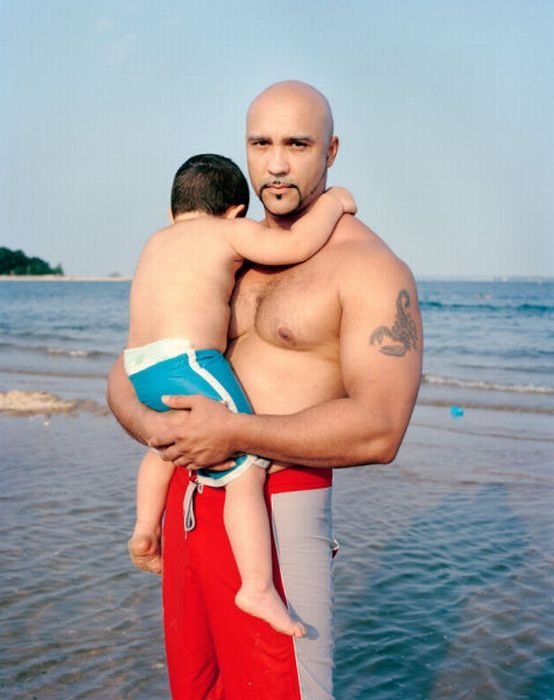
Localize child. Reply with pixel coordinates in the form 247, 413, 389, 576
125, 154, 355, 637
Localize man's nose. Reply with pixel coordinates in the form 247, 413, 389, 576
267, 147, 290, 177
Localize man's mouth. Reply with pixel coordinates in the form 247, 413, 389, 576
261, 182, 296, 195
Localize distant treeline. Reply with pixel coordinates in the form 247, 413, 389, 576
0, 247, 64, 276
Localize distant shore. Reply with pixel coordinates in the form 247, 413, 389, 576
2, 274, 551, 284
0, 275, 131, 282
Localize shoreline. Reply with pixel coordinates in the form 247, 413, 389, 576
0, 275, 131, 282
2, 275, 552, 283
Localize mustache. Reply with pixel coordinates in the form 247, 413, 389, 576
260, 180, 299, 192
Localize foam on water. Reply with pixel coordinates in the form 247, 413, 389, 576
423, 373, 554, 396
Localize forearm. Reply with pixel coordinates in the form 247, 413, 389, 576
227, 397, 406, 468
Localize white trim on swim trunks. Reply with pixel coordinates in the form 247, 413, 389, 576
185, 347, 238, 412
124, 338, 194, 375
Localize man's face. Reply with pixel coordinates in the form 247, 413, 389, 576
246, 92, 338, 220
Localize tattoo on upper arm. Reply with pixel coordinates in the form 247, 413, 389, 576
370, 289, 418, 357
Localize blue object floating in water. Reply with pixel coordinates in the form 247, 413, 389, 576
450, 405, 465, 418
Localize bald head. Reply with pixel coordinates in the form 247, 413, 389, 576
247, 81, 334, 141
245, 81, 339, 221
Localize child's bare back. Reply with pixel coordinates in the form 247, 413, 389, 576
127, 215, 245, 351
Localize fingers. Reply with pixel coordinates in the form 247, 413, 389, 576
161, 394, 196, 409
161, 393, 223, 410
173, 460, 203, 469
327, 186, 357, 215
148, 442, 181, 463
172, 459, 237, 471
147, 436, 173, 450
205, 459, 236, 472
172, 458, 195, 468
345, 199, 357, 215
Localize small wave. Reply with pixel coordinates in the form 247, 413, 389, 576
421, 300, 444, 309
421, 301, 499, 312
422, 374, 554, 395
517, 302, 554, 314
0, 366, 108, 379
420, 301, 554, 314
0, 341, 112, 359
47, 347, 97, 358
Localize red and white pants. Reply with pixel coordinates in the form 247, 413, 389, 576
162, 467, 337, 699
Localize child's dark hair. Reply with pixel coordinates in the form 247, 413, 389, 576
171, 154, 249, 218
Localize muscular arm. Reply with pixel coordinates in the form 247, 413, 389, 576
230, 276, 419, 466
229, 188, 356, 265
155, 254, 423, 468
235, 278, 421, 466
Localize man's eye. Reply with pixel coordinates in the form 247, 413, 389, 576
291, 142, 308, 150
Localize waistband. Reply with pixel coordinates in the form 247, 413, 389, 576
173, 464, 332, 496
124, 338, 197, 375
267, 466, 333, 493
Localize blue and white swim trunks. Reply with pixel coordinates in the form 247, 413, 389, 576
124, 338, 270, 487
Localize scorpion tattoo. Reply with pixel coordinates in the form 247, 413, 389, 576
370, 289, 418, 357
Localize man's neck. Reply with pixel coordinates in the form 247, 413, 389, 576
263, 212, 296, 230
263, 203, 313, 230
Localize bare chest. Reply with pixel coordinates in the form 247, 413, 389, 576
229, 262, 341, 351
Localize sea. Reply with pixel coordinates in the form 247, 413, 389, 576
1, 278, 553, 699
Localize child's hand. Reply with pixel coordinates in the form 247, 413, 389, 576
327, 187, 357, 215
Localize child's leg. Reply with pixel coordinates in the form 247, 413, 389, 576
224, 465, 306, 637
128, 450, 174, 575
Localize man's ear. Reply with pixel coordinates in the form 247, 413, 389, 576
326, 135, 339, 167
224, 204, 246, 219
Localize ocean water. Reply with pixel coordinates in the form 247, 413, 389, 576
416, 279, 553, 416
1, 278, 553, 699
1, 278, 552, 410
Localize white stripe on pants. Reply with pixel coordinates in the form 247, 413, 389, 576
270, 487, 337, 700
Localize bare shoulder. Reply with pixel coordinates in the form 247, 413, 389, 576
141, 219, 235, 259
141, 221, 187, 253
331, 216, 416, 292
332, 216, 421, 357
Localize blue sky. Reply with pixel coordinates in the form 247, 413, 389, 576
2, 1, 553, 278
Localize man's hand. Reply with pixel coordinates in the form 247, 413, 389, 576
148, 394, 238, 468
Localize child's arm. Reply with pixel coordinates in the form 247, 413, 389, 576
228, 187, 357, 265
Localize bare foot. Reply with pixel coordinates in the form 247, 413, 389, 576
235, 585, 306, 637
128, 533, 162, 575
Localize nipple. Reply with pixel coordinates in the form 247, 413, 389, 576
278, 326, 294, 344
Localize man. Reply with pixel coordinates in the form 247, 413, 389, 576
108, 80, 422, 699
